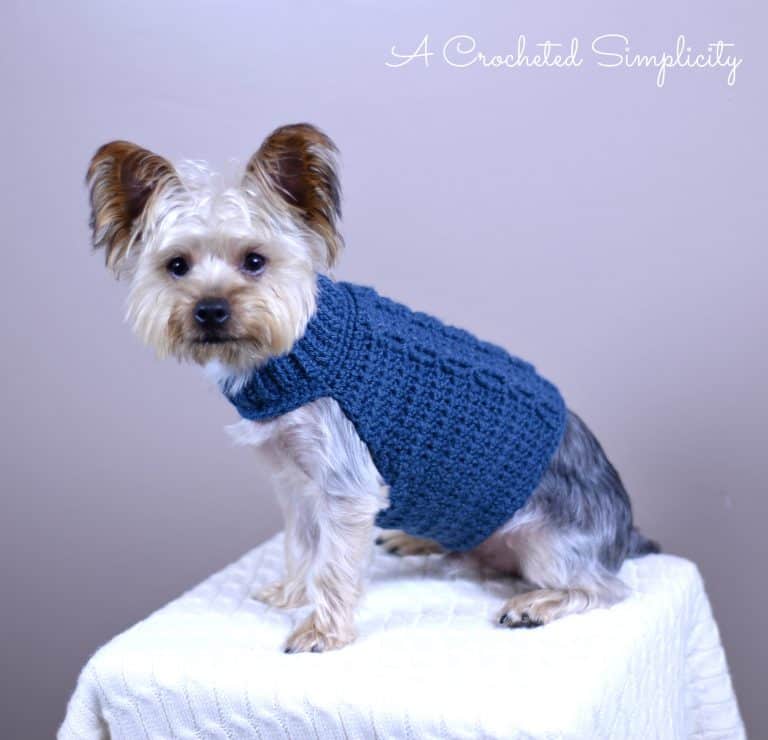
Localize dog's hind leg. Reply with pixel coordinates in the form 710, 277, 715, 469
495, 525, 627, 628
471, 409, 652, 629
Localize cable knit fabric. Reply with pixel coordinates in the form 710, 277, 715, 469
225, 276, 567, 551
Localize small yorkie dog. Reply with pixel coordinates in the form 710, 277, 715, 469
87, 123, 658, 653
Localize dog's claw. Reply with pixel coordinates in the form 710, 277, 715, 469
498, 610, 543, 629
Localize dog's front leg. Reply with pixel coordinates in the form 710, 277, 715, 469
283, 486, 379, 653
278, 399, 387, 653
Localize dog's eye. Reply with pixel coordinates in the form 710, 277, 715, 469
242, 252, 266, 275
166, 256, 190, 277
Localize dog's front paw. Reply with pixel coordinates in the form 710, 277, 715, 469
254, 580, 308, 609
283, 613, 356, 654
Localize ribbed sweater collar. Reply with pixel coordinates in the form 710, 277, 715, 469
224, 275, 354, 417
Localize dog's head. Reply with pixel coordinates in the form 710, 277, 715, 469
86, 123, 342, 370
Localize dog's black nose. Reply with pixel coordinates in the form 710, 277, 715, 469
194, 298, 230, 327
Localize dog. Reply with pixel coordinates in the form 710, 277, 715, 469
86, 123, 658, 653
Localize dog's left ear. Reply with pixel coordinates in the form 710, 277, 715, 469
246, 123, 343, 268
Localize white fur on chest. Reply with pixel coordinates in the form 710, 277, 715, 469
205, 362, 388, 508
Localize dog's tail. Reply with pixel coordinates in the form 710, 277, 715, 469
627, 527, 661, 558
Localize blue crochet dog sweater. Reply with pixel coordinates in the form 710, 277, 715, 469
225, 277, 567, 551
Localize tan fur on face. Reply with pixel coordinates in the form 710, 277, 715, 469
245, 123, 343, 268
127, 224, 318, 369
87, 126, 342, 371
86, 141, 178, 273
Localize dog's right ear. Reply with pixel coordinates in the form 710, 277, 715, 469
86, 141, 177, 273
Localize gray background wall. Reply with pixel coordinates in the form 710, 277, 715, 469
2, 1, 765, 737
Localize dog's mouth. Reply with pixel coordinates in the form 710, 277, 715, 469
182, 333, 265, 368
193, 336, 240, 345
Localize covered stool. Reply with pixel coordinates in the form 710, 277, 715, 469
59, 534, 745, 739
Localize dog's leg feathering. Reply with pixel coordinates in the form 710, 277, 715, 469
255, 484, 312, 609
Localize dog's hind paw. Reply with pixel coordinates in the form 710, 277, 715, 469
375, 530, 444, 556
